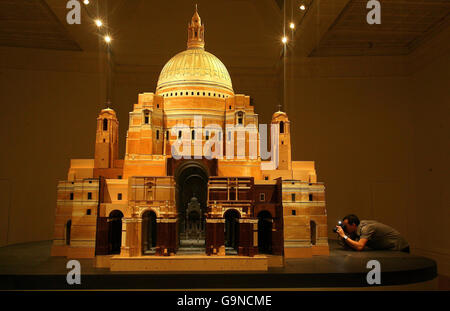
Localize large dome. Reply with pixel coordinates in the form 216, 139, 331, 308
156, 48, 233, 93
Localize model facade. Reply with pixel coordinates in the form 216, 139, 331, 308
51, 9, 329, 269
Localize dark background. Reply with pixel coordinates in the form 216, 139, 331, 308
0, 0, 448, 277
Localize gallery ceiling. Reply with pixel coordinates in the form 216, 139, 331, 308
311, 0, 450, 56
0, 0, 80, 50
0, 0, 449, 68
42, 0, 286, 69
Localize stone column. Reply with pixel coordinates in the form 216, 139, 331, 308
127, 217, 142, 257
156, 218, 177, 256
205, 219, 225, 255
253, 220, 259, 255
238, 218, 258, 257
120, 217, 129, 257
272, 218, 284, 255
94, 217, 109, 255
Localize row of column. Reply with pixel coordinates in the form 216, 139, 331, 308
205, 218, 258, 256
121, 217, 260, 257
121, 217, 178, 257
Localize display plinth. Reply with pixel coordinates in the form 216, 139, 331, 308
0, 241, 438, 290
109, 254, 270, 272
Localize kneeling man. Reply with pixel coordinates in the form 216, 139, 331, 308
336, 214, 409, 253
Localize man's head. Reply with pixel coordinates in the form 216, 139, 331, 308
342, 214, 360, 234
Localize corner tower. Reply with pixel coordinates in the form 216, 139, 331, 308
272, 111, 291, 170
95, 107, 119, 168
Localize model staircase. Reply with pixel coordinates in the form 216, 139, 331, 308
177, 232, 206, 254
225, 246, 238, 255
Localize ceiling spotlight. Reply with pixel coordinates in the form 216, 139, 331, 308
95, 19, 103, 27
104, 35, 112, 43
300, 5, 306, 11
282, 36, 288, 44
289, 22, 295, 29
83, 0, 89, 5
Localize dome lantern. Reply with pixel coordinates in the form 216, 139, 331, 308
187, 5, 205, 50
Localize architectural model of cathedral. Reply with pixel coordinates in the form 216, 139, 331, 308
51, 9, 329, 271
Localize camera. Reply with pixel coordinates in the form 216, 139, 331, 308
333, 221, 345, 233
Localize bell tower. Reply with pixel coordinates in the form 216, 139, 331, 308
95, 108, 119, 168
272, 111, 291, 170
187, 5, 205, 50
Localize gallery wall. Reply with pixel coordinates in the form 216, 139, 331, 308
0, 47, 107, 246
286, 72, 412, 238
409, 53, 450, 276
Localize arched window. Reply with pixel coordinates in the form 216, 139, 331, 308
229, 187, 236, 200
191, 130, 195, 140
224, 209, 240, 253
65, 220, 72, 245
310, 220, 317, 245
144, 110, 150, 124
142, 211, 157, 254
103, 118, 108, 131
236, 111, 244, 125
156, 130, 160, 140
279, 121, 284, 134
108, 210, 124, 254
258, 211, 273, 254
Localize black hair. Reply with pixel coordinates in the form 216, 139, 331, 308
343, 214, 360, 226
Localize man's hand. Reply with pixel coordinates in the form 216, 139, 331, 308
336, 226, 346, 238
338, 229, 368, 251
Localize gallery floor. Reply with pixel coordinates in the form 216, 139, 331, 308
0, 240, 437, 290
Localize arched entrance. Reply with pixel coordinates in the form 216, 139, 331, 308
65, 220, 71, 245
175, 161, 209, 252
108, 210, 123, 254
142, 210, 157, 254
224, 209, 240, 255
258, 211, 273, 254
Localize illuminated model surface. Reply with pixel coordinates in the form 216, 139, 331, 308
51, 9, 329, 271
